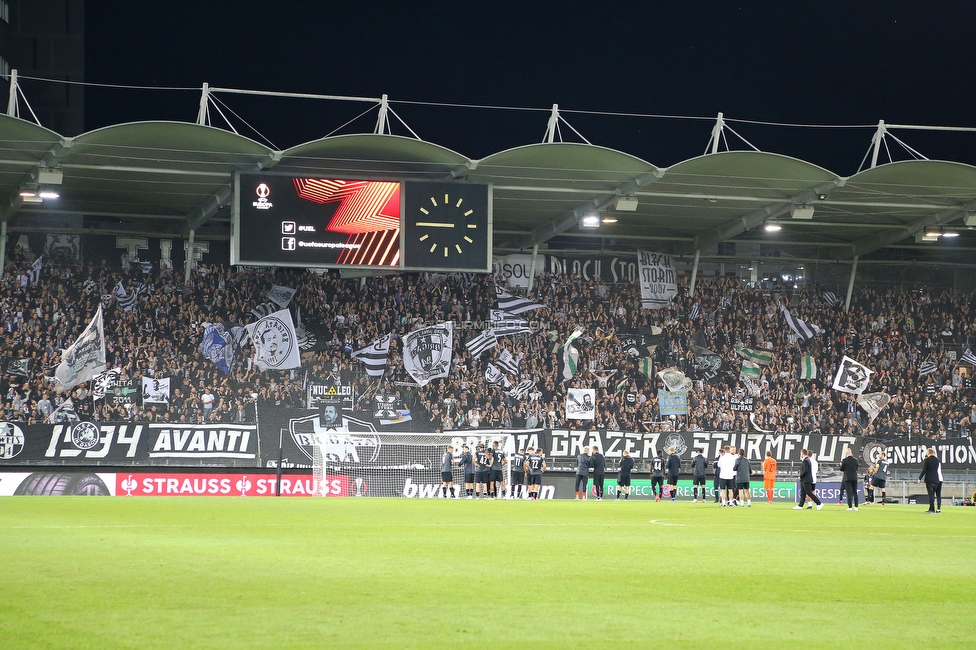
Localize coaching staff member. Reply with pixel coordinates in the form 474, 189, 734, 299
591, 446, 606, 500
794, 449, 823, 510
840, 448, 859, 511
918, 447, 943, 514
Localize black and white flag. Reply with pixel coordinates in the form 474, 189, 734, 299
822, 291, 841, 307
91, 368, 121, 401
490, 309, 533, 336
55, 305, 107, 393
351, 333, 394, 378
29, 256, 43, 285
250, 301, 279, 319
403, 322, 454, 387
465, 329, 498, 357
45, 398, 79, 424
832, 355, 873, 395
689, 302, 700, 321
918, 360, 938, 377
142, 376, 171, 404
857, 392, 891, 424
246, 308, 302, 372
494, 349, 521, 376
495, 286, 545, 314
266, 285, 297, 308
961, 348, 976, 367
506, 378, 536, 400
113, 281, 140, 311
4, 357, 32, 378
781, 305, 819, 341
485, 363, 511, 387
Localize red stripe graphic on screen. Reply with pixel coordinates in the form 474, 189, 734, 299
293, 179, 400, 266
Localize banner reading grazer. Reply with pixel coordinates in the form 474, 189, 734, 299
638, 250, 677, 310
539, 429, 861, 464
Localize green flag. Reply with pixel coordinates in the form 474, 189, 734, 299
736, 347, 773, 366
739, 360, 761, 379
639, 357, 654, 380
799, 355, 817, 380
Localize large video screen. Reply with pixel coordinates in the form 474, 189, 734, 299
233, 174, 491, 272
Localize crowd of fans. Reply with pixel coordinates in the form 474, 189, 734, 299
1, 244, 974, 441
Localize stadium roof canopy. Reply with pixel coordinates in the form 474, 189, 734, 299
2, 105, 976, 270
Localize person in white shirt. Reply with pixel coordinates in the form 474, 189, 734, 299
716, 445, 739, 508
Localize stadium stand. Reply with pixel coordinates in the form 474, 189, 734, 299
2, 246, 974, 439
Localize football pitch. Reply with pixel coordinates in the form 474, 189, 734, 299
1, 497, 973, 649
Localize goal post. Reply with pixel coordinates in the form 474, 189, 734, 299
310, 432, 515, 498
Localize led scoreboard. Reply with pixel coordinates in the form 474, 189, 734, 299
232, 173, 491, 272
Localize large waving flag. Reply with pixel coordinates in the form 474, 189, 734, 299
495, 286, 545, 314
112, 281, 140, 311
799, 355, 817, 380
351, 333, 394, 377
736, 347, 773, 366
246, 309, 302, 372
781, 305, 819, 341
55, 305, 107, 392
465, 329, 497, 357
200, 323, 237, 374
832, 355, 873, 395
562, 328, 584, 382
29, 256, 43, 285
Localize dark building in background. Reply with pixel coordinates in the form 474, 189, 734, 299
1, 0, 84, 135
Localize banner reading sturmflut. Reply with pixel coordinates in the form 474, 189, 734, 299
638, 250, 677, 310
403, 322, 454, 387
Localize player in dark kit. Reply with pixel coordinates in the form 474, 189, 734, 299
525, 447, 546, 499
475, 443, 493, 499
440, 445, 456, 498
666, 446, 681, 502
840, 448, 859, 511
510, 448, 526, 499
591, 446, 607, 500
712, 451, 722, 503
691, 449, 707, 503
458, 444, 475, 499
651, 450, 665, 502
616, 450, 634, 500
490, 441, 506, 499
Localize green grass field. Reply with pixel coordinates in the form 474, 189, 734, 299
1, 497, 973, 649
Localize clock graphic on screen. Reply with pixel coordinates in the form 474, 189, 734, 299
403, 181, 489, 271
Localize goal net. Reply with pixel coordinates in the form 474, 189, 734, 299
310, 432, 515, 498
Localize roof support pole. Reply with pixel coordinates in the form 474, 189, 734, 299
844, 255, 858, 311
544, 104, 559, 143
374, 94, 389, 134
870, 120, 886, 169
0, 220, 7, 281
6, 69, 17, 117
708, 112, 724, 154
184, 229, 195, 285
689, 249, 701, 296
527, 244, 539, 293
196, 83, 210, 126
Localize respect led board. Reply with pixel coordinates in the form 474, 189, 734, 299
232, 174, 491, 272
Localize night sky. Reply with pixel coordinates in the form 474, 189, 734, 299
84, 2, 976, 174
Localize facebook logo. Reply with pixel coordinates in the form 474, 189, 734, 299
281, 237, 296, 251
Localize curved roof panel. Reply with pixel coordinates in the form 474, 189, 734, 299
473, 142, 657, 190
278, 134, 468, 178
